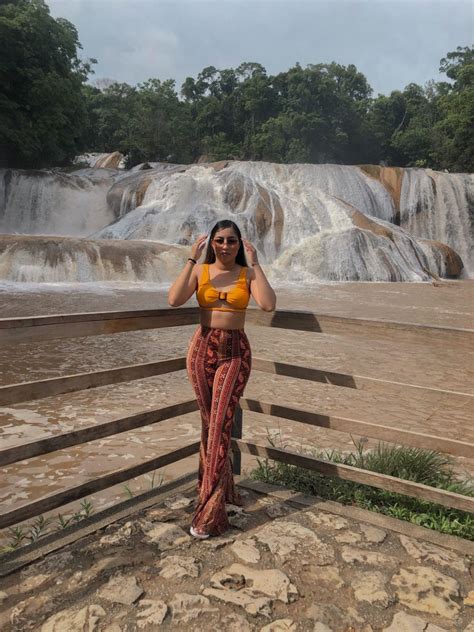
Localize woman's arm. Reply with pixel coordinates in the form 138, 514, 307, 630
168, 235, 207, 307
243, 239, 276, 312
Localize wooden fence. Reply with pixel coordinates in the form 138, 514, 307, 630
1, 307, 473, 532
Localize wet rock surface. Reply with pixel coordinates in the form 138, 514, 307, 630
0, 486, 472, 631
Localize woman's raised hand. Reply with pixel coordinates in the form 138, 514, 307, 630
190, 234, 207, 261
242, 239, 259, 266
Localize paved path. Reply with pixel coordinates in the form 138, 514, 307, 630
1, 480, 473, 631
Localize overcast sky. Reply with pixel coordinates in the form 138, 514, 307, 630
48, 0, 472, 96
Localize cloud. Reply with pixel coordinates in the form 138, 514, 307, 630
47, 0, 472, 94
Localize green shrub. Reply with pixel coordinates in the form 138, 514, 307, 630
251, 433, 474, 540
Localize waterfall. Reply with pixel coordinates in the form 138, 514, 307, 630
0, 169, 119, 236
400, 169, 473, 272
0, 235, 185, 284
0, 160, 471, 283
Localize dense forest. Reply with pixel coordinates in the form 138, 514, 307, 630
0, 0, 472, 171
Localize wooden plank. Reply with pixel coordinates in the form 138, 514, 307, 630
0, 399, 199, 466
3, 354, 471, 408
0, 357, 187, 406
251, 358, 474, 399
245, 309, 474, 346
231, 406, 243, 475
239, 398, 473, 458
1, 307, 471, 344
0, 307, 199, 329
0, 308, 200, 344
0, 441, 200, 529
233, 440, 474, 513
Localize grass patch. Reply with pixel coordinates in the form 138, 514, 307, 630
250, 431, 474, 540
0, 471, 165, 555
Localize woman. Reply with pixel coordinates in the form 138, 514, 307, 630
168, 219, 276, 538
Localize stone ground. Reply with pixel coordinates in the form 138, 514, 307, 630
0, 480, 473, 632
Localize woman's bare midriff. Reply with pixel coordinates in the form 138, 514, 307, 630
199, 308, 246, 330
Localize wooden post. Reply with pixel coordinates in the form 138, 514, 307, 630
231, 405, 243, 475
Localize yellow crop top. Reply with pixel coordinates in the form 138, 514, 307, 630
197, 264, 250, 313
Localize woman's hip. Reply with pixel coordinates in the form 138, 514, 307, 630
188, 325, 251, 363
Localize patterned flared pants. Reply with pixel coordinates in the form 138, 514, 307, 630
186, 325, 252, 535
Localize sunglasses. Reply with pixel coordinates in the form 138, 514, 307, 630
212, 237, 239, 245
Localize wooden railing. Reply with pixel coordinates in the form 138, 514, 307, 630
1, 307, 473, 532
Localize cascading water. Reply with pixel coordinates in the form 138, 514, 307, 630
400, 169, 473, 271
0, 168, 120, 236
0, 158, 471, 283
0, 235, 184, 284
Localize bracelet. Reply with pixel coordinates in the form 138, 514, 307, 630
187, 257, 197, 265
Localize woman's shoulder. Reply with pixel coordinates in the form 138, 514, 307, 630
194, 262, 206, 281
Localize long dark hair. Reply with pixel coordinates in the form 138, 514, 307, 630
203, 220, 248, 266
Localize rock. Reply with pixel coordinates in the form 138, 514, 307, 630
419, 239, 464, 278
99, 521, 136, 546
65, 554, 136, 590
146, 507, 174, 521
157, 555, 201, 579
382, 611, 448, 631
0, 591, 7, 604
254, 520, 335, 564
94, 150, 124, 169
228, 507, 251, 529
352, 571, 390, 606
260, 619, 297, 631
312, 624, 334, 632
164, 493, 193, 509
341, 546, 399, 567
264, 503, 289, 518
169, 593, 217, 623
307, 511, 349, 530
40, 605, 106, 631
203, 586, 271, 617
464, 590, 474, 606
301, 565, 344, 590
204, 563, 297, 616
10, 595, 52, 629
306, 604, 364, 630
21, 573, 51, 591
204, 536, 235, 549
102, 625, 123, 632
136, 598, 167, 628
360, 525, 387, 543
399, 534, 469, 572
464, 622, 474, 632
231, 538, 261, 564
391, 566, 460, 619
209, 563, 298, 603
223, 612, 253, 632
334, 531, 362, 543
97, 573, 143, 605
136, 518, 154, 531
143, 522, 191, 550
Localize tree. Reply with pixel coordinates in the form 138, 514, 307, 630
0, 0, 95, 167
431, 46, 473, 172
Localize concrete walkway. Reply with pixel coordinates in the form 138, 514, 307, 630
0, 479, 473, 632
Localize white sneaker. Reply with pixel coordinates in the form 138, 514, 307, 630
190, 526, 210, 539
